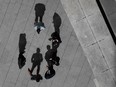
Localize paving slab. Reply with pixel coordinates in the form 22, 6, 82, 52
78, 0, 99, 16
87, 12, 110, 41
73, 18, 96, 47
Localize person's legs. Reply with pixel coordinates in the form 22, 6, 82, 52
28, 64, 36, 74
54, 56, 60, 66
37, 64, 40, 75
52, 50, 57, 59
39, 16, 43, 22
45, 56, 51, 66
35, 12, 38, 23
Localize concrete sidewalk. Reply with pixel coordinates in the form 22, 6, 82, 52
0, 0, 95, 87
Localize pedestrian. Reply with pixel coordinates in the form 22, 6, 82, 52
45, 45, 53, 65
28, 48, 43, 76
34, 3, 46, 34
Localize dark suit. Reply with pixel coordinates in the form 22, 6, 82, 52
30, 52, 43, 75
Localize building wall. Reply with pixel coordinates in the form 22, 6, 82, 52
100, 0, 116, 36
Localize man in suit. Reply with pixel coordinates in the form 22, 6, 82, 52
28, 48, 43, 76
45, 45, 53, 66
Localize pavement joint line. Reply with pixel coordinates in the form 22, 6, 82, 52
84, 38, 105, 48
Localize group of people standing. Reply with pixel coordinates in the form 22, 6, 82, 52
18, 3, 62, 82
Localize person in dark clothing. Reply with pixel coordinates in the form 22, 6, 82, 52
19, 33, 27, 53
28, 48, 43, 76
45, 45, 53, 65
44, 60, 55, 79
18, 51, 26, 69
34, 3, 46, 34
45, 45, 60, 67
52, 48, 60, 66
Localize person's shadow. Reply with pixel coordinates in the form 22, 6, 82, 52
19, 33, 27, 53
18, 33, 27, 69
31, 74, 43, 82
52, 12, 62, 33
28, 48, 43, 82
18, 51, 26, 69
49, 12, 62, 48
34, 3, 46, 23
